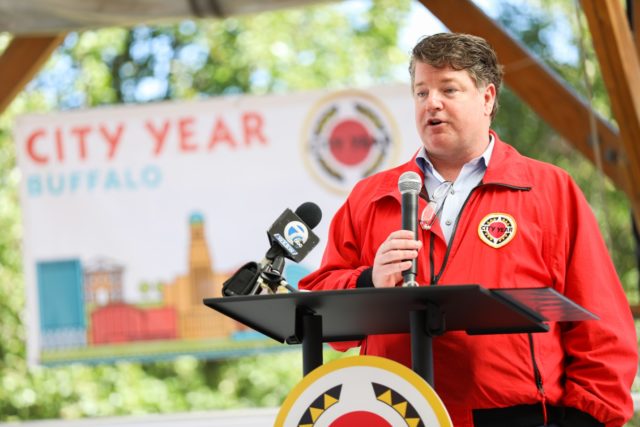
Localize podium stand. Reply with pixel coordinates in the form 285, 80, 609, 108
203, 285, 596, 386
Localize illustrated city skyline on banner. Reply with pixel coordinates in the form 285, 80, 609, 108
14, 84, 419, 366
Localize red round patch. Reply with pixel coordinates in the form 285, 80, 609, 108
329, 119, 373, 166
488, 221, 507, 239
330, 411, 392, 427
478, 213, 517, 248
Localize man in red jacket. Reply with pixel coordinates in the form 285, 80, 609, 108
299, 33, 637, 427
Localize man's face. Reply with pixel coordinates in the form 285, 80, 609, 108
413, 62, 495, 167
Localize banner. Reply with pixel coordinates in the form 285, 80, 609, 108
14, 84, 419, 366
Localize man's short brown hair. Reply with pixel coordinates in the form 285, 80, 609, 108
409, 33, 504, 120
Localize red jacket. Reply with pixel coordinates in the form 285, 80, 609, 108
299, 133, 637, 426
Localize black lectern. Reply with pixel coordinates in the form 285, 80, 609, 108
203, 285, 596, 386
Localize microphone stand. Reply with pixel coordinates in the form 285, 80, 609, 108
255, 254, 297, 295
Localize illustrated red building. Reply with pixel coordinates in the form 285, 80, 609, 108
91, 303, 177, 344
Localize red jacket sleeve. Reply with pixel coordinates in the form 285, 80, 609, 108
299, 196, 368, 292
552, 176, 638, 426
298, 196, 369, 351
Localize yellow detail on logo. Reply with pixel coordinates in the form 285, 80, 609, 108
275, 355, 452, 427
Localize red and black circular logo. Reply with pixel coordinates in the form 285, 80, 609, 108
275, 356, 452, 427
302, 90, 401, 194
478, 213, 517, 248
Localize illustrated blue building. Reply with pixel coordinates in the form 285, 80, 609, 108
36, 259, 87, 350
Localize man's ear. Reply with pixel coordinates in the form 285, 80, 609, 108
483, 83, 496, 116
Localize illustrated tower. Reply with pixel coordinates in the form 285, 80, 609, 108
164, 213, 234, 339
189, 213, 219, 304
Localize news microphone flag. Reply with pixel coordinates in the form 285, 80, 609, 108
267, 208, 320, 263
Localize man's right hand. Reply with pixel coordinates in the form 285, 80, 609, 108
372, 230, 422, 288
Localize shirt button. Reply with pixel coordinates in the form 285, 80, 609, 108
445, 219, 452, 226
450, 189, 455, 195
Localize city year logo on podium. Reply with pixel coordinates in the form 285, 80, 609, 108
301, 89, 401, 194
276, 356, 452, 427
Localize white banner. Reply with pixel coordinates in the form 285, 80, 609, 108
15, 84, 419, 366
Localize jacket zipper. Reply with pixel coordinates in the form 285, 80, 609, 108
528, 333, 548, 425
423, 179, 542, 421
427, 182, 531, 285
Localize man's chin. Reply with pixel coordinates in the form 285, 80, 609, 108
422, 136, 454, 153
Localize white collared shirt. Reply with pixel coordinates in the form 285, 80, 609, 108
415, 135, 495, 244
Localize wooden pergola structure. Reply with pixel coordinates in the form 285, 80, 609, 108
1, 0, 640, 301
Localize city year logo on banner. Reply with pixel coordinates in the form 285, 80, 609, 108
301, 90, 401, 194
276, 356, 452, 427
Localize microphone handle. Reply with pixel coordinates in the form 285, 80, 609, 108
401, 191, 418, 286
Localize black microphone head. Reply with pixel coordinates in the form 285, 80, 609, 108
267, 204, 321, 263
295, 202, 322, 230
398, 171, 422, 194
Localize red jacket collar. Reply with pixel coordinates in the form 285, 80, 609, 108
483, 130, 532, 188
370, 130, 532, 203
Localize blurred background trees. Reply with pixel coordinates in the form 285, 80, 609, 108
0, 0, 637, 423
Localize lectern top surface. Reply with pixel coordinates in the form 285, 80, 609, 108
204, 286, 588, 344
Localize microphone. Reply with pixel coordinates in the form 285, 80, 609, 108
398, 171, 422, 287
265, 202, 322, 266
222, 202, 322, 296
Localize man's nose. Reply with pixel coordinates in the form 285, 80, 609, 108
426, 93, 444, 111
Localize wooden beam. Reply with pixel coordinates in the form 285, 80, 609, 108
0, 35, 65, 114
633, 0, 640, 56
417, 0, 634, 202
581, 0, 640, 224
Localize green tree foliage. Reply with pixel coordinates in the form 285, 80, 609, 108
489, 0, 638, 300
